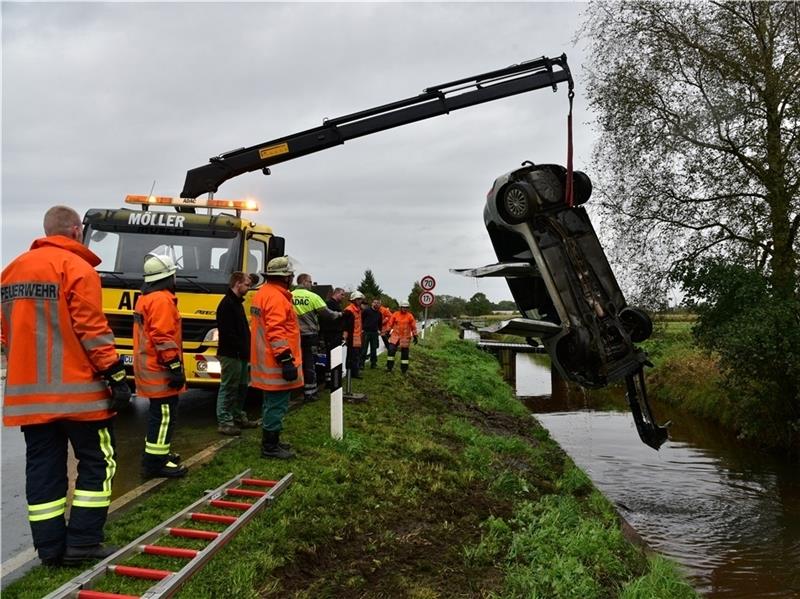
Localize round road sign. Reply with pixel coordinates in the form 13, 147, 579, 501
419, 291, 435, 307
420, 275, 436, 291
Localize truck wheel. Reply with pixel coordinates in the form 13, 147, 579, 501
620, 307, 653, 342
501, 181, 535, 224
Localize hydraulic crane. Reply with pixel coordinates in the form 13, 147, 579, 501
180, 55, 572, 199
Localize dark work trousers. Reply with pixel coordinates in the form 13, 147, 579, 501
300, 333, 319, 399
386, 345, 411, 373
261, 389, 290, 432
361, 331, 380, 368
23, 418, 117, 560
216, 356, 249, 426
142, 395, 179, 470
346, 343, 361, 378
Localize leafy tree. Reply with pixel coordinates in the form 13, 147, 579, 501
583, 1, 799, 305
429, 294, 468, 318
584, 1, 800, 448
680, 259, 800, 446
357, 269, 384, 300
408, 281, 423, 315
494, 299, 518, 312
466, 292, 493, 316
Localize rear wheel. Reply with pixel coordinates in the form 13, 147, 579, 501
500, 181, 535, 224
620, 307, 653, 342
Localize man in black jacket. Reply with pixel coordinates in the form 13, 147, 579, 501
216, 272, 259, 435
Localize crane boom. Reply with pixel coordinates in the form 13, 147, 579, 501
180, 54, 572, 199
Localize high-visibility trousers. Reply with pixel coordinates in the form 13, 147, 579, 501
22, 418, 116, 560
142, 395, 179, 469
386, 345, 411, 373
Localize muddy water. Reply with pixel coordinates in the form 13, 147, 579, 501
514, 353, 800, 598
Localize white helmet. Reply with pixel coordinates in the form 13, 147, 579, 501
266, 256, 294, 277
143, 254, 177, 283
399, 300, 410, 308
349, 291, 365, 301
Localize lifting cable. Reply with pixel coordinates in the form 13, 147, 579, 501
565, 89, 575, 208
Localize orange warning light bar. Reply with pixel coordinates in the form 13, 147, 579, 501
125, 195, 259, 212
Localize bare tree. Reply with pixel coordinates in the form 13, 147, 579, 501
583, 1, 799, 304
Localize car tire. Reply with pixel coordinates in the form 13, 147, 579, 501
500, 181, 536, 224
572, 171, 593, 206
620, 307, 653, 343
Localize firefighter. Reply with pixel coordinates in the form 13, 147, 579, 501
291, 273, 341, 402
1, 205, 130, 566
377, 299, 393, 350
251, 256, 303, 459
342, 291, 364, 379
134, 254, 188, 479
386, 301, 418, 374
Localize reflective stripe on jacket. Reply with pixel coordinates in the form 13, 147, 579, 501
1, 236, 117, 426
389, 311, 418, 348
133, 289, 184, 399
379, 306, 393, 335
343, 303, 363, 348
250, 283, 303, 392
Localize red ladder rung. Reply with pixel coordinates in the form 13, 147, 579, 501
240, 478, 277, 487
168, 527, 220, 540
209, 499, 252, 511
190, 512, 238, 525
77, 591, 140, 599
141, 544, 199, 559
227, 488, 266, 498
109, 564, 173, 580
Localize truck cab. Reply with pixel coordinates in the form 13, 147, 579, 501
82, 194, 284, 387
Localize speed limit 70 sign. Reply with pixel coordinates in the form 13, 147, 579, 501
420, 275, 436, 291
419, 291, 435, 307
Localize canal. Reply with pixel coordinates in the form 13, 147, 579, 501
514, 352, 800, 598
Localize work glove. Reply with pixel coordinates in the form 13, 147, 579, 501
102, 360, 132, 412
278, 353, 298, 382
413, 336, 419, 345
166, 360, 186, 389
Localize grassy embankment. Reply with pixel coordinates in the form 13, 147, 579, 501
5, 325, 696, 598
641, 317, 735, 429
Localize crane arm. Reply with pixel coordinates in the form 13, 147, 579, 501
180, 54, 572, 199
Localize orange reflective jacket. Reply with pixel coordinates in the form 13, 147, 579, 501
389, 311, 418, 348
133, 289, 185, 399
379, 306, 393, 335
1, 236, 117, 426
250, 283, 303, 392
343, 303, 363, 348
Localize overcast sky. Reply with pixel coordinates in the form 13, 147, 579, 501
1, 2, 594, 302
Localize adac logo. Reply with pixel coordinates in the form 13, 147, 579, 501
293, 297, 311, 306
117, 291, 141, 310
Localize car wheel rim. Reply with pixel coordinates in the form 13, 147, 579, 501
505, 188, 528, 218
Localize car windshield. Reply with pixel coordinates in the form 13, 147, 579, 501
85, 225, 241, 290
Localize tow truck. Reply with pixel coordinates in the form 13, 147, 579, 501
88, 53, 668, 448
83, 195, 284, 386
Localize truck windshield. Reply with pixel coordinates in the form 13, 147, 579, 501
85, 225, 241, 290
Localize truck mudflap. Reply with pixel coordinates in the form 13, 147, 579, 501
625, 367, 670, 450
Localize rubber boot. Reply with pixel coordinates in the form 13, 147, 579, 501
261, 430, 294, 459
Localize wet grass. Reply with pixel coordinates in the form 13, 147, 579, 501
4, 325, 696, 598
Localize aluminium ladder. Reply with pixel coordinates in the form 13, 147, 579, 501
43, 469, 292, 599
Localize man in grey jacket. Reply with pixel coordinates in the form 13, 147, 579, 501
291, 274, 341, 401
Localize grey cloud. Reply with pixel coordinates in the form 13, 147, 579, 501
2, 2, 589, 301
